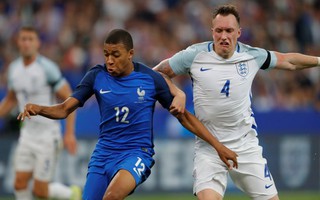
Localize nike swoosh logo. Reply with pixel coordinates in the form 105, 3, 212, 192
265, 184, 273, 189
200, 67, 211, 71
99, 89, 112, 94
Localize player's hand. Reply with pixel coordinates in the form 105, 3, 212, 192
216, 143, 238, 169
17, 103, 40, 121
169, 90, 186, 116
63, 131, 78, 155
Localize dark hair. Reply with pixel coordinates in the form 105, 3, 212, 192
104, 29, 133, 51
213, 4, 240, 25
19, 26, 40, 37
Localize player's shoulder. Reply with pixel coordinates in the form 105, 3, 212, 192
87, 64, 107, 75
7, 58, 22, 78
187, 41, 213, 52
134, 62, 162, 78
84, 64, 107, 79
36, 55, 59, 68
178, 41, 213, 60
8, 57, 22, 69
134, 62, 167, 86
237, 42, 267, 54
236, 41, 270, 60
134, 62, 152, 72
89, 64, 106, 72
236, 42, 276, 69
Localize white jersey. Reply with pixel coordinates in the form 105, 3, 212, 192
169, 41, 277, 151
7, 55, 66, 138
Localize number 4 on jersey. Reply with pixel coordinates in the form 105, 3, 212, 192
220, 80, 230, 97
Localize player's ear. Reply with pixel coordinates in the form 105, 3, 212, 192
128, 49, 134, 60
36, 39, 41, 50
237, 27, 242, 38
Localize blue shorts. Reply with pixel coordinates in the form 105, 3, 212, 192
82, 149, 155, 200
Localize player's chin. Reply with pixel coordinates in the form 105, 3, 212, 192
107, 69, 118, 76
219, 45, 230, 51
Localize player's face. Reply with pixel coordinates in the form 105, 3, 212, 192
211, 14, 241, 59
103, 43, 134, 77
17, 30, 40, 59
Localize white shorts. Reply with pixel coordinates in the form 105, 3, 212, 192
193, 131, 278, 200
14, 124, 63, 182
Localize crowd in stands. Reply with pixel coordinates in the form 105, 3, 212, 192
0, 0, 320, 113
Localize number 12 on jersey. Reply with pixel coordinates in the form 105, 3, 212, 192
220, 80, 230, 97
114, 106, 130, 123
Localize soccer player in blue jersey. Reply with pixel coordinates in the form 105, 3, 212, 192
154, 4, 320, 200
18, 29, 238, 200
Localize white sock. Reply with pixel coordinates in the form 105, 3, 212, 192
14, 189, 32, 200
48, 182, 72, 199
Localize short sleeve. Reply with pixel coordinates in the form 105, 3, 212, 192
71, 67, 99, 107
256, 50, 278, 70
40, 56, 65, 91
153, 71, 174, 109
169, 44, 202, 75
238, 43, 278, 70
268, 51, 278, 69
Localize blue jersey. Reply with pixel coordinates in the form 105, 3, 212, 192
72, 62, 173, 155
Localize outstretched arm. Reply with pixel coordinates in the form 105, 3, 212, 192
17, 97, 80, 121
274, 52, 320, 70
175, 110, 238, 169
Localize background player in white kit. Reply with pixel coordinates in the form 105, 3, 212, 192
0, 27, 81, 200
154, 4, 320, 200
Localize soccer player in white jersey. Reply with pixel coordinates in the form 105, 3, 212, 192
0, 27, 81, 200
154, 4, 320, 200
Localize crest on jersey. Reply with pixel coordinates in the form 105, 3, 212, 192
235, 62, 249, 77
136, 87, 145, 102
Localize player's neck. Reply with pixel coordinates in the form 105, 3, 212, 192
121, 62, 134, 77
22, 55, 37, 67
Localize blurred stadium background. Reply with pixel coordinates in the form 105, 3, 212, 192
0, 0, 319, 199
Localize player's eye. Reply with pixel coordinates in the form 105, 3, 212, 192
226, 28, 234, 33
113, 53, 120, 57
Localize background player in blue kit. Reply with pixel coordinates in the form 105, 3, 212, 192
18, 29, 238, 200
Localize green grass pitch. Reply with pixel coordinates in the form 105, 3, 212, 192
126, 191, 319, 200
0, 191, 319, 200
